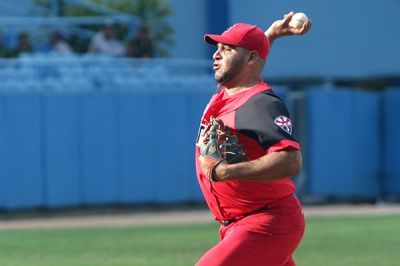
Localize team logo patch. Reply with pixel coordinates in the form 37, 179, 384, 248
274, 116, 292, 135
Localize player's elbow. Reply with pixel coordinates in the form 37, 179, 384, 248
286, 150, 302, 176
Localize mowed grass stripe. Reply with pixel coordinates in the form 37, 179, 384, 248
0, 215, 398, 266
295, 215, 400, 266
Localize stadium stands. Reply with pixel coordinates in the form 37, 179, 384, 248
0, 0, 46, 17
0, 55, 216, 93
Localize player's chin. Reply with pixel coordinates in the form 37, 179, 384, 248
214, 73, 222, 82
214, 72, 226, 83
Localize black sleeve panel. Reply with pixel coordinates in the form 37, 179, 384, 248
235, 90, 297, 150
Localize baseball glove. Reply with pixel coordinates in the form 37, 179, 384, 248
199, 117, 246, 181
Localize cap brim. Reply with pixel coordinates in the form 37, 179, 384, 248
204, 34, 239, 46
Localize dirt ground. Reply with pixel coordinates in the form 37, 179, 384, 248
1, 204, 400, 230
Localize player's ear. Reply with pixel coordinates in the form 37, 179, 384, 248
247, 51, 258, 64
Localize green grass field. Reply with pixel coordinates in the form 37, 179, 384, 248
0, 215, 398, 266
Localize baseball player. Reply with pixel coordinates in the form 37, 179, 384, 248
196, 13, 312, 266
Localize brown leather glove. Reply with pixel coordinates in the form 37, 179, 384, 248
198, 117, 246, 181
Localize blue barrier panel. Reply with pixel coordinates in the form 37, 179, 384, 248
43, 94, 81, 207
351, 91, 381, 196
117, 91, 211, 204
383, 89, 400, 196
307, 89, 353, 196
154, 92, 189, 202
117, 93, 157, 203
0, 94, 43, 209
307, 88, 380, 198
80, 93, 118, 205
184, 91, 212, 201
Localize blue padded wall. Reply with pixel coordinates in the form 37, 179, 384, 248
117, 93, 157, 203
352, 91, 382, 195
116, 91, 211, 204
0, 94, 44, 209
154, 92, 190, 202
383, 89, 400, 196
80, 93, 118, 205
307, 88, 380, 198
43, 94, 81, 207
0, 87, 392, 209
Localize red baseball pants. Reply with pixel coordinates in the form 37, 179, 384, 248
196, 196, 305, 266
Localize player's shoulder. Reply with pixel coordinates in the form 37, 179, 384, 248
243, 88, 285, 110
236, 88, 291, 123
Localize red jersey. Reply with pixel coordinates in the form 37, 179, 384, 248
195, 81, 300, 222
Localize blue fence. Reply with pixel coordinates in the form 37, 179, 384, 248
0, 87, 399, 210
0, 91, 210, 210
306, 88, 400, 200
0, 94, 43, 209
383, 89, 400, 197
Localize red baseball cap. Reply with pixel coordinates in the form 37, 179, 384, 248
204, 23, 270, 60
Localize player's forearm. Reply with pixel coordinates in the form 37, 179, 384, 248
264, 29, 277, 46
264, 14, 289, 46
214, 150, 302, 182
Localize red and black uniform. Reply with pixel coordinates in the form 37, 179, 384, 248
195, 81, 305, 266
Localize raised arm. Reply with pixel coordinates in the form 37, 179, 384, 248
265, 12, 312, 46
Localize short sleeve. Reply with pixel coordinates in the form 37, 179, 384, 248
235, 91, 299, 151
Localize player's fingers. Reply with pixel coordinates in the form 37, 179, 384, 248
282, 11, 294, 25
292, 28, 305, 35
283, 11, 294, 19
305, 19, 312, 32
297, 19, 312, 34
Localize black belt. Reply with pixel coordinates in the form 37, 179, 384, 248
219, 205, 268, 227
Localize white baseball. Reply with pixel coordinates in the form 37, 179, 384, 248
288, 12, 309, 29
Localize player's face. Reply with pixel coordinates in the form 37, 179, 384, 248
212, 43, 247, 87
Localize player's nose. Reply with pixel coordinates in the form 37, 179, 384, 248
213, 49, 222, 60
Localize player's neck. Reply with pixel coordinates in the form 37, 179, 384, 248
224, 78, 262, 96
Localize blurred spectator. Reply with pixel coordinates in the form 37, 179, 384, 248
88, 21, 124, 56
126, 26, 155, 58
0, 32, 8, 57
8, 32, 33, 57
49, 30, 73, 54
